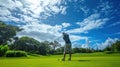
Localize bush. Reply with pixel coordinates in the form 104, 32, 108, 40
6, 51, 27, 57
0, 45, 9, 56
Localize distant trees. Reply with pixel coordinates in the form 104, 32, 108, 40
104, 40, 120, 52
73, 47, 93, 53
111, 40, 120, 51
10, 36, 61, 55
0, 21, 21, 45
10, 37, 39, 53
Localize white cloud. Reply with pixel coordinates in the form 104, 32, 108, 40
61, 7, 67, 15
80, 38, 90, 48
62, 22, 71, 28
98, 38, 119, 50
80, 6, 89, 15
0, 0, 67, 23
17, 23, 62, 42
69, 0, 89, 16
69, 34, 87, 42
66, 13, 109, 34
108, 22, 120, 27
95, 1, 113, 16
100, 1, 112, 14
0, 7, 11, 16
0, 0, 17, 9
7, 16, 20, 22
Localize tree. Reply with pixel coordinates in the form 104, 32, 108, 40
115, 41, 120, 51
49, 40, 61, 54
11, 37, 53, 55
111, 40, 120, 52
38, 41, 51, 55
104, 40, 120, 52
0, 21, 21, 45
11, 37, 40, 53
55, 46, 64, 55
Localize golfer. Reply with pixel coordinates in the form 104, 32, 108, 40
62, 32, 72, 61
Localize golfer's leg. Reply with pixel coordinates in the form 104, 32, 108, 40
62, 52, 66, 61
62, 45, 66, 61
69, 52, 71, 61
68, 45, 72, 61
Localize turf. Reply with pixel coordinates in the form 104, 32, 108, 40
0, 53, 120, 67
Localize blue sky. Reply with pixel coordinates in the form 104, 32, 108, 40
0, 0, 120, 49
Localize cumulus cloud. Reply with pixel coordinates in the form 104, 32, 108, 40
98, 38, 119, 50
66, 13, 109, 34
80, 37, 90, 48
69, 34, 87, 42
61, 7, 67, 15
74, 38, 108, 49
0, 7, 11, 16
62, 22, 71, 28
17, 22, 62, 41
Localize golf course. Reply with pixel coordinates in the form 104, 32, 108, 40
0, 52, 120, 67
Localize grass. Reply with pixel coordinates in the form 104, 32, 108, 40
0, 52, 120, 67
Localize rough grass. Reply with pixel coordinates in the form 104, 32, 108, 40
0, 52, 120, 67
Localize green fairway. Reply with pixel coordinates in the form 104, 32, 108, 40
0, 53, 120, 67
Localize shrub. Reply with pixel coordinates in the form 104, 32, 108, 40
6, 51, 27, 57
0, 45, 9, 56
